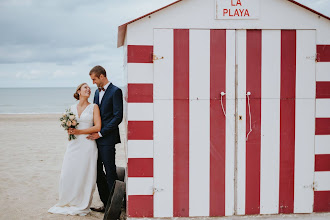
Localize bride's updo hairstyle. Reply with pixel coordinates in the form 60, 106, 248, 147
74, 83, 87, 100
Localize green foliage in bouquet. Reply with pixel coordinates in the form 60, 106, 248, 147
60, 109, 79, 141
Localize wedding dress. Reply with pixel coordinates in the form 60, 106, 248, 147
49, 103, 97, 216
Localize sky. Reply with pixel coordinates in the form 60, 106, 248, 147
0, 0, 329, 88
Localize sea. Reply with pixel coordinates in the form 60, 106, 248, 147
0, 87, 104, 114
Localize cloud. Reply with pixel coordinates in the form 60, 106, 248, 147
15, 69, 44, 80
0, 0, 328, 88
295, 0, 330, 15
52, 70, 77, 79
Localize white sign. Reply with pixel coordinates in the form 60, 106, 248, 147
215, 0, 260, 20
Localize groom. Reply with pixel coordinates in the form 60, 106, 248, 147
87, 65, 123, 212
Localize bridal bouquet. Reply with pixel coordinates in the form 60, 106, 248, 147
60, 109, 79, 141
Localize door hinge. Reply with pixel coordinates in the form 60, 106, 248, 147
153, 187, 164, 195
153, 54, 164, 61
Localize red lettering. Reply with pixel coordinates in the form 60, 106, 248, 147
237, 0, 242, 6
234, 9, 239, 16
244, 9, 250, 16
223, 9, 228, 16
229, 9, 233, 16
231, 0, 235, 6
239, 9, 244, 16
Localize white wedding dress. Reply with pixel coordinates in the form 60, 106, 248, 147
49, 103, 98, 216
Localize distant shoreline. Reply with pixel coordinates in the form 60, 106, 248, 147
0, 113, 62, 115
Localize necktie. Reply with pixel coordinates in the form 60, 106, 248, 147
98, 87, 105, 92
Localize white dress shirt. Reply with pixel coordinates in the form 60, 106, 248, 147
99, 81, 110, 104
98, 81, 110, 137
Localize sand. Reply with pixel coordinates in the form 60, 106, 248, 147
0, 114, 126, 220
1, 114, 330, 220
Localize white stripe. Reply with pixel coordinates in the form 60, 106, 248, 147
260, 30, 281, 214
127, 63, 153, 83
296, 30, 316, 99
128, 103, 153, 121
315, 135, 330, 155
225, 29, 236, 217
127, 140, 153, 158
294, 30, 316, 214
316, 63, 330, 82
316, 99, 330, 118
153, 29, 173, 101
294, 99, 315, 213
127, 178, 154, 195
314, 172, 330, 191
189, 30, 211, 101
189, 30, 210, 217
153, 29, 173, 217
236, 29, 247, 216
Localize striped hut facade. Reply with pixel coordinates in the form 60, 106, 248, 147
121, 0, 330, 218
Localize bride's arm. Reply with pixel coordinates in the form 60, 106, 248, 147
70, 105, 101, 135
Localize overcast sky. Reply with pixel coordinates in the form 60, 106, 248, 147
0, 0, 329, 88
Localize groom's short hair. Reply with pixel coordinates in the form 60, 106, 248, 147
89, 65, 107, 78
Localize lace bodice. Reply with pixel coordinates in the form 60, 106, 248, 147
71, 104, 94, 130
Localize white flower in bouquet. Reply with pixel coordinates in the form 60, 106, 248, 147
60, 109, 79, 141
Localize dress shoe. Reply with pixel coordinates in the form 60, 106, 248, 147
91, 206, 105, 213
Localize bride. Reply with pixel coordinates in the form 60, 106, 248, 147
48, 83, 101, 216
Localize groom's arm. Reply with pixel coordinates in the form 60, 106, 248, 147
100, 88, 123, 137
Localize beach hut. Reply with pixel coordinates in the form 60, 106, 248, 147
117, 0, 330, 218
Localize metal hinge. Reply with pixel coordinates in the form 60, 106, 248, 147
153, 187, 164, 195
306, 55, 316, 61
315, 53, 320, 62
153, 54, 164, 61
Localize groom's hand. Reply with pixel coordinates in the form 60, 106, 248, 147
87, 133, 100, 140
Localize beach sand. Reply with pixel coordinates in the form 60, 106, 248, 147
0, 114, 126, 220
2, 114, 330, 220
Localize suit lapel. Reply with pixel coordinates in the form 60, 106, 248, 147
99, 83, 113, 108
95, 90, 100, 105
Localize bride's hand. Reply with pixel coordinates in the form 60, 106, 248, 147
68, 128, 80, 135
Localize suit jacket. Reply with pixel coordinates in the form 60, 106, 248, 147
93, 83, 123, 146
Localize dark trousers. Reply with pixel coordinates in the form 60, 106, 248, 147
96, 144, 118, 206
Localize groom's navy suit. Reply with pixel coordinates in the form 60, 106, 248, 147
93, 83, 123, 206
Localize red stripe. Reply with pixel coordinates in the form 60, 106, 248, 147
316, 82, 330, 99
127, 158, 153, 177
317, 45, 330, 62
173, 29, 189, 217
210, 29, 226, 217
127, 45, 153, 63
127, 84, 153, 103
315, 118, 330, 135
279, 30, 296, 214
314, 191, 330, 212
245, 30, 262, 215
128, 121, 153, 140
128, 195, 154, 217
315, 154, 330, 171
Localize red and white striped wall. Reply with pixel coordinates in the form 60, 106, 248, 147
235, 29, 316, 215
126, 30, 330, 218
127, 45, 154, 217
314, 45, 330, 213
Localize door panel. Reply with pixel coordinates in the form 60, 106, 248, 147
236, 29, 316, 215
154, 29, 236, 217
